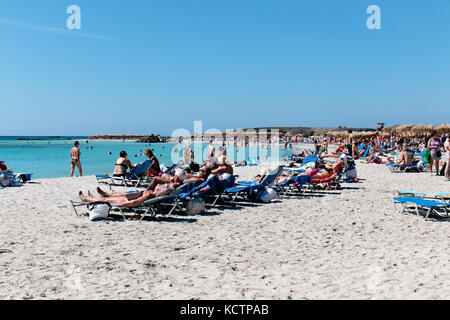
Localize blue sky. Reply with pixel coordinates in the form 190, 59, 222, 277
1, 0, 449, 136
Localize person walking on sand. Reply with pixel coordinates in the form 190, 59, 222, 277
444, 133, 450, 181
70, 141, 83, 177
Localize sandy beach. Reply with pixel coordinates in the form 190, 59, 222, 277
0, 161, 449, 300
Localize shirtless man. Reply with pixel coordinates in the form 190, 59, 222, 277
183, 166, 212, 186
79, 182, 174, 207
70, 141, 82, 177
146, 168, 186, 190
211, 155, 233, 175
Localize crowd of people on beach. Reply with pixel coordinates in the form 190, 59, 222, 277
73, 126, 450, 211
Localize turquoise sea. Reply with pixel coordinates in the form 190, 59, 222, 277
0, 137, 293, 179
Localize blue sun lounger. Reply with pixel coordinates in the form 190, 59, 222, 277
70, 182, 191, 221
221, 165, 285, 202
396, 190, 449, 203
177, 175, 238, 207
362, 145, 371, 158
274, 174, 312, 196
284, 155, 318, 172
394, 196, 450, 220
96, 160, 154, 187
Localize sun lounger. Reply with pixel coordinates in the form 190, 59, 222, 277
362, 145, 371, 158
302, 164, 345, 191
386, 163, 422, 173
221, 165, 285, 202
70, 183, 191, 221
274, 174, 313, 196
0, 172, 33, 187
96, 160, 154, 187
284, 155, 318, 172
395, 190, 450, 203
393, 196, 450, 220
177, 175, 239, 207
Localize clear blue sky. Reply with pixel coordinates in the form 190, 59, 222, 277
1, 0, 449, 136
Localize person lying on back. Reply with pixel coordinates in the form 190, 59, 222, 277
184, 165, 212, 186
79, 181, 176, 207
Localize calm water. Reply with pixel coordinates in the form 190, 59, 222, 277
0, 137, 292, 179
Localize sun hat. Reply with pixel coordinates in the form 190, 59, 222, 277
174, 168, 186, 181
217, 155, 228, 165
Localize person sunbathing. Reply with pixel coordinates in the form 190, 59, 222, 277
252, 163, 283, 183
296, 144, 321, 157
143, 149, 162, 177
306, 161, 344, 180
146, 168, 186, 190
183, 166, 212, 186
113, 151, 133, 177
362, 147, 382, 164
395, 147, 413, 166
79, 182, 175, 207
322, 144, 346, 158
274, 171, 297, 185
211, 155, 233, 175
0, 161, 13, 174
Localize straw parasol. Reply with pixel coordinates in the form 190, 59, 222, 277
411, 124, 434, 137
433, 123, 450, 135
393, 124, 414, 136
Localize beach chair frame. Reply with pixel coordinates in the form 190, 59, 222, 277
96, 160, 154, 187
393, 196, 450, 221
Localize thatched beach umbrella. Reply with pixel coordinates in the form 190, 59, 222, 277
433, 123, 450, 135
411, 124, 434, 137
394, 124, 414, 136
381, 125, 398, 137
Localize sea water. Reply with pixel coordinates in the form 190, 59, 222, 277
0, 137, 293, 179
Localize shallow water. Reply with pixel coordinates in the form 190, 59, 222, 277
0, 137, 294, 179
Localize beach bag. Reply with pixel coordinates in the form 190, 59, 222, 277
423, 149, 431, 164
87, 202, 111, 221
345, 166, 357, 179
257, 187, 277, 203
0, 175, 10, 188
185, 199, 206, 214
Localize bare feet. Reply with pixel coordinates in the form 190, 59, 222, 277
97, 187, 109, 197
79, 191, 88, 202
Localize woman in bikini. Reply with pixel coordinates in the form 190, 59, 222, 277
113, 151, 133, 177
70, 141, 82, 177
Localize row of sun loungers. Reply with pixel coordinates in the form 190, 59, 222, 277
71, 162, 347, 221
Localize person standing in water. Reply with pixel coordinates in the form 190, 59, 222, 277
70, 141, 83, 177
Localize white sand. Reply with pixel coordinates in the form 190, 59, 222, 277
0, 162, 449, 300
